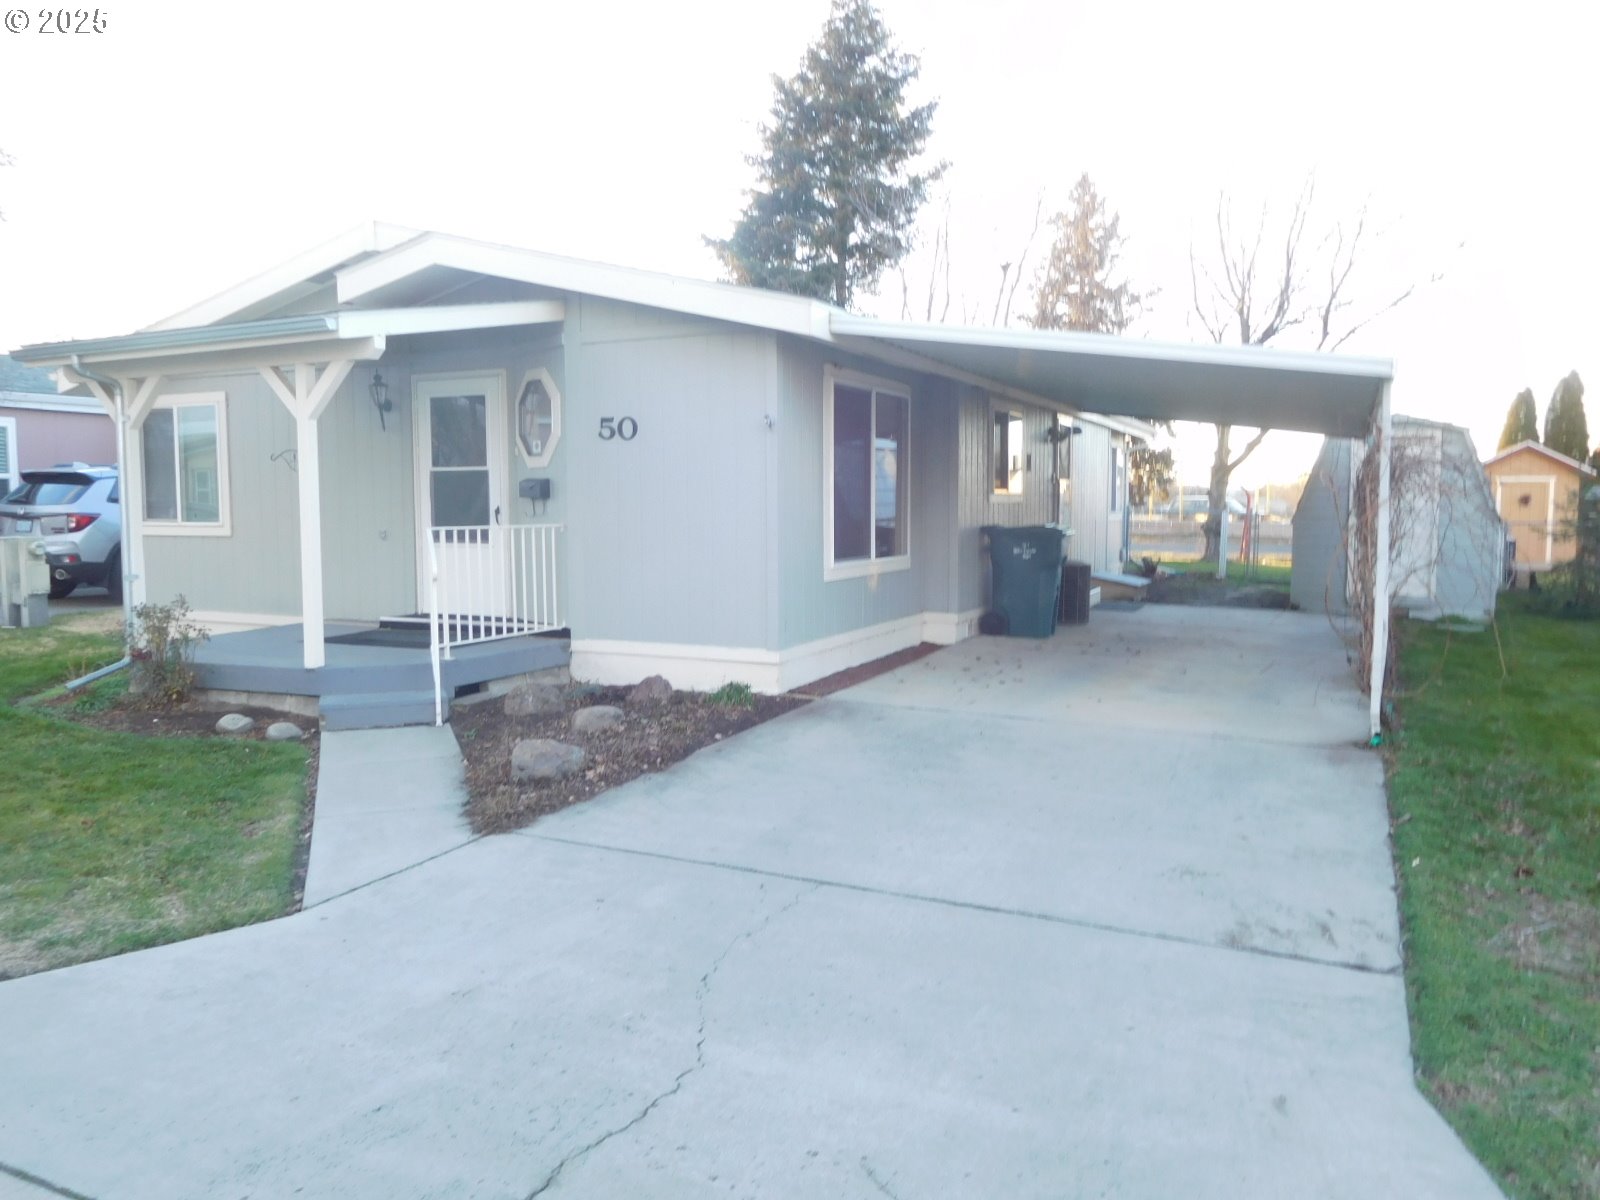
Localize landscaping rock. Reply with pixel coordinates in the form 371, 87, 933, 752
215, 713, 255, 736
511, 738, 586, 783
265, 721, 304, 741
572, 705, 624, 734
504, 682, 566, 718
628, 674, 674, 705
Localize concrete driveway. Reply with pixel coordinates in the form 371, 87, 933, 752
0, 607, 1502, 1199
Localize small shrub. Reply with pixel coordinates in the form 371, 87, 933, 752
128, 596, 208, 705
709, 681, 755, 708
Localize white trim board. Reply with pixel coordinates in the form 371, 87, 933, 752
189, 610, 301, 636
572, 609, 986, 694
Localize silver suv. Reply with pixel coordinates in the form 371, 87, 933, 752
0, 465, 121, 600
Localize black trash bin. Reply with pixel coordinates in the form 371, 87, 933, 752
982, 525, 1067, 637
1059, 560, 1092, 625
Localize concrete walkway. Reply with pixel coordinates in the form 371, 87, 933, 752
303, 725, 474, 907
0, 607, 1503, 1199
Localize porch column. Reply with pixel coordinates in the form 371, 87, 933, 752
79, 373, 163, 613
1368, 380, 1393, 741
261, 360, 356, 670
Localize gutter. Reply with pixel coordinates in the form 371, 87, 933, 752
62, 354, 132, 688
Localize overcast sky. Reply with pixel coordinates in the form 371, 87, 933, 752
2, 0, 1594, 487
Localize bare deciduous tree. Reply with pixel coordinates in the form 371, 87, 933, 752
1189, 181, 1424, 563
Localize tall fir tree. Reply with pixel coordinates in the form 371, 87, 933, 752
1028, 177, 1168, 504
1543, 370, 1589, 463
1030, 174, 1143, 334
706, 0, 940, 310
1497, 388, 1539, 449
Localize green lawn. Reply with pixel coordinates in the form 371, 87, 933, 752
1153, 558, 1292, 587
1390, 598, 1600, 1199
0, 621, 309, 979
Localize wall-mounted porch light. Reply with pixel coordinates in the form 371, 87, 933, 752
370, 371, 393, 431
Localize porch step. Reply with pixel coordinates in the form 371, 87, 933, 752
320, 689, 438, 731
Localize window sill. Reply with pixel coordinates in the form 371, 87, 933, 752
143, 521, 232, 538
824, 555, 911, 583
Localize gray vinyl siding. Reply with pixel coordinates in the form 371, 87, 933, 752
1063, 420, 1123, 574
564, 297, 771, 648
1290, 438, 1353, 615
771, 337, 958, 649
140, 324, 568, 622
142, 376, 303, 615
1432, 426, 1503, 620
953, 390, 1057, 613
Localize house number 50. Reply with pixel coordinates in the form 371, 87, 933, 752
598, 417, 638, 441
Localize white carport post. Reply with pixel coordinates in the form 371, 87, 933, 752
260, 361, 356, 670
1368, 380, 1393, 741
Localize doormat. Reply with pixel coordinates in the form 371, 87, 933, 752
325, 628, 433, 649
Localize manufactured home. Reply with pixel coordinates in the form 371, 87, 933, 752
15, 224, 1401, 733
0, 354, 116, 494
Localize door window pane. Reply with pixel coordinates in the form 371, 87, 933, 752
832, 385, 872, 562
143, 408, 178, 521
430, 395, 487, 467
432, 469, 490, 527
179, 405, 220, 522
874, 393, 907, 558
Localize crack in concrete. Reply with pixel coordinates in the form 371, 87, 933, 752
523, 884, 817, 1198
0, 1161, 98, 1200
522, 832, 1402, 978
860, 1156, 905, 1199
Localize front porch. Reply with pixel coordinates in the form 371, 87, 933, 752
192, 622, 569, 729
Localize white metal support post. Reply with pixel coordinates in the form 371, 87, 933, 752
261, 360, 356, 670
1368, 381, 1393, 741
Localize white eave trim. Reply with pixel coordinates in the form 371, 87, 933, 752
145, 221, 420, 333
335, 232, 837, 340
0, 390, 103, 414
1484, 438, 1598, 475
333, 299, 564, 338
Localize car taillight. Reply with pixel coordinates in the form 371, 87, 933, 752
64, 513, 98, 532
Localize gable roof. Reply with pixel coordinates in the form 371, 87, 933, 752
0, 353, 57, 395
1483, 439, 1597, 476
12, 224, 1396, 439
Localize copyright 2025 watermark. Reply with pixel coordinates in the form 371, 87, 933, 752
5, 8, 109, 33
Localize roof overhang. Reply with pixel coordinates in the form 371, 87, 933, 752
1484, 438, 1597, 476
13, 300, 564, 380
830, 317, 1393, 439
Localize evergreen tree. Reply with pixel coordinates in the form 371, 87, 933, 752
706, 0, 940, 309
1543, 370, 1589, 463
1497, 388, 1538, 449
1030, 174, 1143, 334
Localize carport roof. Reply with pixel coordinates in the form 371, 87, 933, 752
831, 317, 1392, 440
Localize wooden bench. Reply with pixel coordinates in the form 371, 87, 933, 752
1090, 571, 1151, 603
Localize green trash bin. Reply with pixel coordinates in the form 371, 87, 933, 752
982, 525, 1067, 637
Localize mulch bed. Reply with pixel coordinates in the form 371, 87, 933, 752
455, 685, 808, 835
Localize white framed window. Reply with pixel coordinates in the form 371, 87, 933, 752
514, 367, 561, 468
142, 392, 230, 535
824, 367, 910, 581
992, 405, 1025, 498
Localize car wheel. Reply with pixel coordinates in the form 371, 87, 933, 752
49, 578, 77, 600
104, 551, 123, 603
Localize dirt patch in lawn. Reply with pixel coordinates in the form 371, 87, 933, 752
456, 685, 808, 835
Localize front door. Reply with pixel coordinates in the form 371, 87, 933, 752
413, 372, 508, 617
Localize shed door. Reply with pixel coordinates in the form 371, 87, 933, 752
413, 374, 509, 617
1498, 477, 1555, 567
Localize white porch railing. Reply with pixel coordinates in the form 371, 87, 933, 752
427, 523, 563, 724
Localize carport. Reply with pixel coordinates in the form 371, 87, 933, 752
831, 317, 1396, 738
